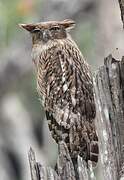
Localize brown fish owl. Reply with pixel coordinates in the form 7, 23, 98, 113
20, 19, 99, 166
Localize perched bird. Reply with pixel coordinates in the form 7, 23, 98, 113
19, 19, 98, 167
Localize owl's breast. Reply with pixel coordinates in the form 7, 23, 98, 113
31, 45, 43, 65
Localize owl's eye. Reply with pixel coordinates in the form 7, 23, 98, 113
31, 29, 41, 33
50, 26, 60, 31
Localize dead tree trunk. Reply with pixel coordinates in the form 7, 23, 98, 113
94, 55, 124, 180
28, 142, 95, 180
118, 0, 124, 28
28, 55, 124, 180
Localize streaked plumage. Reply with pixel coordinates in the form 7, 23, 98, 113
20, 19, 99, 166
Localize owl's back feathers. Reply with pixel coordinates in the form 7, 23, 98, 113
36, 37, 99, 165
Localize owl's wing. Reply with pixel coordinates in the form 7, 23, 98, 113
43, 41, 96, 130
37, 41, 98, 164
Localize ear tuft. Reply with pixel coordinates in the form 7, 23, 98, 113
61, 19, 75, 30
18, 23, 36, 32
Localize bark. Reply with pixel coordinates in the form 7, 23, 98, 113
118, 0, 124, 27
94, 55, 124, 180
28, 142, 95, 180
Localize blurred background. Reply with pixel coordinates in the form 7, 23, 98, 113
0, 0, 124, 180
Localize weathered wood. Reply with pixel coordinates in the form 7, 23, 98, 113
28, 147, 59, 180
57, 141, 76, 180
28, 142, 94, 180
118, 0, 124, 27
78, 157, 96, 180
28, 148, 40, 180
77, 156, 89, 180
94, 55, 124, 180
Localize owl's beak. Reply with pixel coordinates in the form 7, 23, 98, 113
18, 23, 36, 32
43, 29, 49, 42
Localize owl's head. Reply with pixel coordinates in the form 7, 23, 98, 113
19, 19, 75, 44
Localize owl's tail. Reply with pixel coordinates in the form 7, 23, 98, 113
71, 158, 79, 180
89, 140, 99, 167
71, 141, 99, 180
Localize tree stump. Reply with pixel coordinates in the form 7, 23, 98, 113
94, 55, 124, 180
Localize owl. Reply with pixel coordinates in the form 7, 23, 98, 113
19, 19, 99, 167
